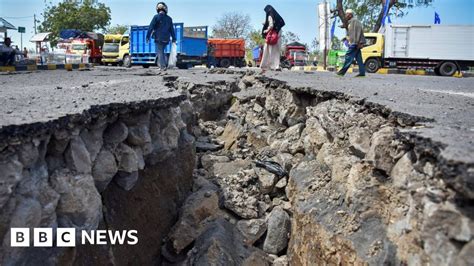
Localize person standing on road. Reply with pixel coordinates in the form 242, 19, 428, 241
260, 5, 285, 72
337, 9, 366, 77
207, 43, 216, 68
146, 2, 176, 70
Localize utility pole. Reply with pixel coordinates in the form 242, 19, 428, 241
34, 14, 37, 34
323, 1, 328, 70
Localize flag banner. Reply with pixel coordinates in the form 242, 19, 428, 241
434, 12, 441, 24
381, 0, 390, 26
330, 18, 336, 39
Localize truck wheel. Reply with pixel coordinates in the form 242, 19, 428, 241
365, 58, 380, 73
177, 64, 188, 69
439, 61, 457, 76
123, 55, 132, 68
142, 65, 150, 68
219, 58, 231, 68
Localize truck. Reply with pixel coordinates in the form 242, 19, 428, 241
362, 25, 474, 76
68, 32, 104, 64
252, 42, 308, 69
102, 34, 130, 66
252, 46, 263, 67
129, 23, 208, 69
281, 42, 308, 69
207, 39, 246, 68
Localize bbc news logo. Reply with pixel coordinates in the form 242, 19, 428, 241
11, 228, 138, 247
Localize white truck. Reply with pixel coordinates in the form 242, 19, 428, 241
362, 25, 474, 76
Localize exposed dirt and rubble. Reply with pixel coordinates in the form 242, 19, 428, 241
0, 67, 473, 265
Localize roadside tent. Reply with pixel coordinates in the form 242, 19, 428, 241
30, 32, 52, 53
30, 32, 51, 42
0, 17, 17, 39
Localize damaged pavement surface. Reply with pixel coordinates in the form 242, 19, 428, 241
0, 66, 473, 266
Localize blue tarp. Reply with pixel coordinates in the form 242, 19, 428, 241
59, 29, 81, 39
252, 47, 260, 60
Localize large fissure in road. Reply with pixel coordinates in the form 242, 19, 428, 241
0, 70, 472, 265
162, 71, 473, 265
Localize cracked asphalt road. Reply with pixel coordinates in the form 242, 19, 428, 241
266, 71, 474, 164
1, 66, 473, 164
0, 67, 236, 127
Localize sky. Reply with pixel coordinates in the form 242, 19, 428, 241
1, 0, 473, 49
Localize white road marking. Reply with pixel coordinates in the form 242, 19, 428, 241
421, 89, 474, 98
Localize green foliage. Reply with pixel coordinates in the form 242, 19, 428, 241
331, 36, 342, 50
248, 29, 264, 47
105, 24, 129, 35
245, 30, 262, 64
39, 0, 111, 45
338, 0, 434, 32
311, 37, 319, 52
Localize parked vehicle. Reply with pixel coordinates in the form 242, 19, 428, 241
362, 25, 474, 76
252, 46, 263, 67
281, 42, 308, 69
252, 42, 308, 69
68, 32, 104, 64
327, 50, 346, 68
207, 38, 246, 68
102, 34, 130, 66
129, 23, 208, 69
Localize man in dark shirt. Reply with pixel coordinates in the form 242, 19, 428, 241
0, 38, 16, 66
146, 2, 176, 70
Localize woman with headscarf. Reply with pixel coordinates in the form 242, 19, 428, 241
260, 5, 285, 72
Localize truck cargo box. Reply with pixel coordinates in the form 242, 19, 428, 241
208, 39, 245, 58
384, 25, 474, 61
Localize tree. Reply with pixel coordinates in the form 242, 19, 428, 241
106, 24, 129, 35
335, 0, 434, 32
281, 31, 301, 45
331, 36, 342, 50
212, 12, 252, 39
311, 37, 319, 52
248, 29, 264, 48
39, 0, 111, 45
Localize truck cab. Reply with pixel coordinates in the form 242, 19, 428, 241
102, 34, 130, 66
282, 42, 308, 68
69, 35, 104, 64
361, 33, 384, 73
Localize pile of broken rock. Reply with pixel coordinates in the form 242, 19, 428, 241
161, 76, 293, 265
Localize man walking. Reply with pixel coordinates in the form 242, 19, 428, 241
146, 2, 176, 70
337, 9, 366, 77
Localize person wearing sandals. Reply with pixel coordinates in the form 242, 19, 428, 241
260, 5, 285, 72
